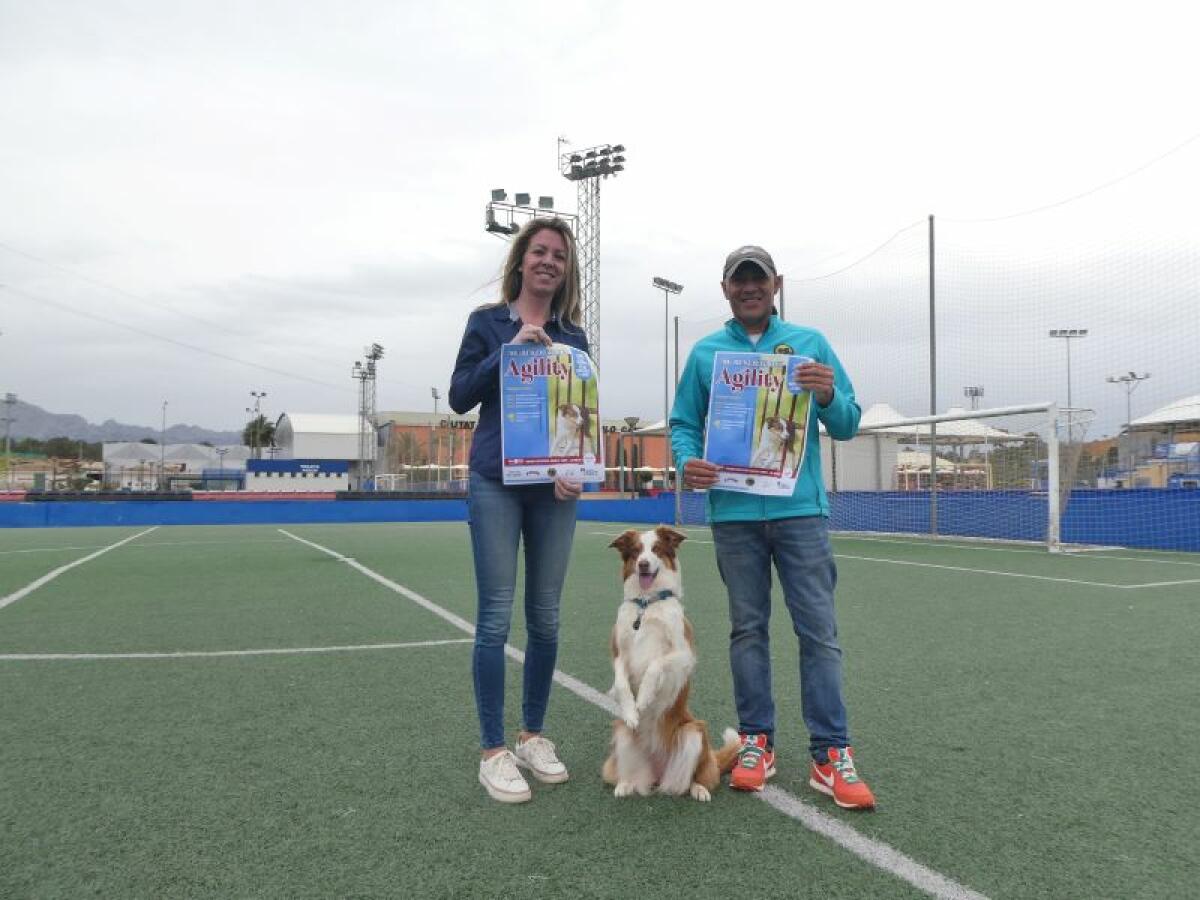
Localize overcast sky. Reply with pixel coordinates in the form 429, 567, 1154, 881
2, 0, 1197, 439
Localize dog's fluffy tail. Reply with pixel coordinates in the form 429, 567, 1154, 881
714, 727, 742, 774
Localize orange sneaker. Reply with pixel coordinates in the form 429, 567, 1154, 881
809, 747, 875, 809
730, 733, 775, 792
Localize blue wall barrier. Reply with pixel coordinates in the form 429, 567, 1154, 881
828, 489, 1200, 552
1, 490, 1195, 551
0, 499, 468, 528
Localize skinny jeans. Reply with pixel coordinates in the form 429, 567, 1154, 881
467, 470, 577, 750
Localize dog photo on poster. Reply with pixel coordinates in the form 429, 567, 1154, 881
500, 343, 605, 485
702, 351, 813, 496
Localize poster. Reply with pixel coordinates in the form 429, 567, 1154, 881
702, 351, 813, 496
500, 343, 605, 485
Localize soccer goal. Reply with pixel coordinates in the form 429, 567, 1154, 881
677, 403, 1095, 552
842, 402, 1094, 551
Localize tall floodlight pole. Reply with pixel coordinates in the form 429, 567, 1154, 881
561, 142, 627, 364
160, 400, 168, 490
351, 345, 384, 490
653, 277, 683, 493
2, 392, 16, 491
1106, 371, 1150, 485
964, 386, 984, 411
1049, 329, 1088, 441
431, 387, 441, 487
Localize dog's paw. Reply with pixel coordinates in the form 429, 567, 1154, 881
689, 783, 712, 802
614, 782, 635, 798
620, 708, 639, 730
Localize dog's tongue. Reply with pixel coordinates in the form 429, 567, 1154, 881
639, 572, 655, 591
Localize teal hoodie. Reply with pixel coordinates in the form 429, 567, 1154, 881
669, 315, 860, 522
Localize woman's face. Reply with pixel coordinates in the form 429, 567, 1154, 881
520, 228, 568, 298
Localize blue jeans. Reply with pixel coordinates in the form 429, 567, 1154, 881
711, 516, 849, 760
467, 471, 578, 750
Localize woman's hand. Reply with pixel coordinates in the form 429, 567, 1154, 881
511, 323, 553, 347
554, 477, 583, 501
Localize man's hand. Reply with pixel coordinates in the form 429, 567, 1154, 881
791, 362, 835, 407
554, 477, 583, 501
683, 458, 720, 489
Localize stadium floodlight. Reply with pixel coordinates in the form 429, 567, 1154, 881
1106, 371, 1151, 484
491, 189, 507, 202
537, 196, 554, 209
1048, 329, 1088, 437
964, 386, 985, 410
515, 192, 531, 207
557, 140, 627, 362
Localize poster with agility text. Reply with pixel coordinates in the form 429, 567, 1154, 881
702, 351, 813, 496
500, 343, 605, 485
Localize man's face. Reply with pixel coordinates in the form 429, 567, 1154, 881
722, 262, 778, 331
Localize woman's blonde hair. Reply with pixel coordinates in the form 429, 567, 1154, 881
493, 218, 583, 329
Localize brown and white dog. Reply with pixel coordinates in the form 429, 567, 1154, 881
750, 416, 797, 471
602, 526, 739, 801
549, 402, 590, 457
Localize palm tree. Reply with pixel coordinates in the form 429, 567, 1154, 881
242, 415, 276, 458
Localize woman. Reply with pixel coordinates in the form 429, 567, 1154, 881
449, 218, 588, 804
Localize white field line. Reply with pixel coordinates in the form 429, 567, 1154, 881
0, 638, 473, 662
590, 533, 1186, 591
834, 554, 1197, 590
841, 534, 1200, 567
279, 528, 986, 900
0, 538, 292, 556
0, 546, 104, 555
0, 527, 159, 612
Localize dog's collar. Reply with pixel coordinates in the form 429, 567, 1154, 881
628, 589, 675, 631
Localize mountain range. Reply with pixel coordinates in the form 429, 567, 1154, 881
2, 398, 243, 445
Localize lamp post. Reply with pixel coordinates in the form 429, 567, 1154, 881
2, 392, 15, 491
653, 277, 683, 491
622, 416, 640, 497
160, 400, 168, 491
247, 390, 267, 459
430, 387, 440, 487
1048, 329, 1088, 439
1106, 371, 1150, 486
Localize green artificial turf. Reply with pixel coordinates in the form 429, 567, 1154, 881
2, 522, 1197, 898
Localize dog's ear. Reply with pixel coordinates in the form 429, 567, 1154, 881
653, 525, 687, 555
609, 530, 641, 559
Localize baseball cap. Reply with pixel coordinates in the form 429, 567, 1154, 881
722, 245, 777, 281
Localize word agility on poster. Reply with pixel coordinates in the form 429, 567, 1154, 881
506, 358, 573, 384
718, 366, 786, 393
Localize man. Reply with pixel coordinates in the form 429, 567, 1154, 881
668, 245, 875, 810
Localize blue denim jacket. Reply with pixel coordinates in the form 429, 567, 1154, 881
449, 304, 590, 481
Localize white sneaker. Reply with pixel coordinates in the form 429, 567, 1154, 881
479, 750, 531, 803
513, 735, 569, 784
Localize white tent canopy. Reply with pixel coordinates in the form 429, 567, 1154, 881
1130, 394, 1200, 428
859, 404, 1015, 442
